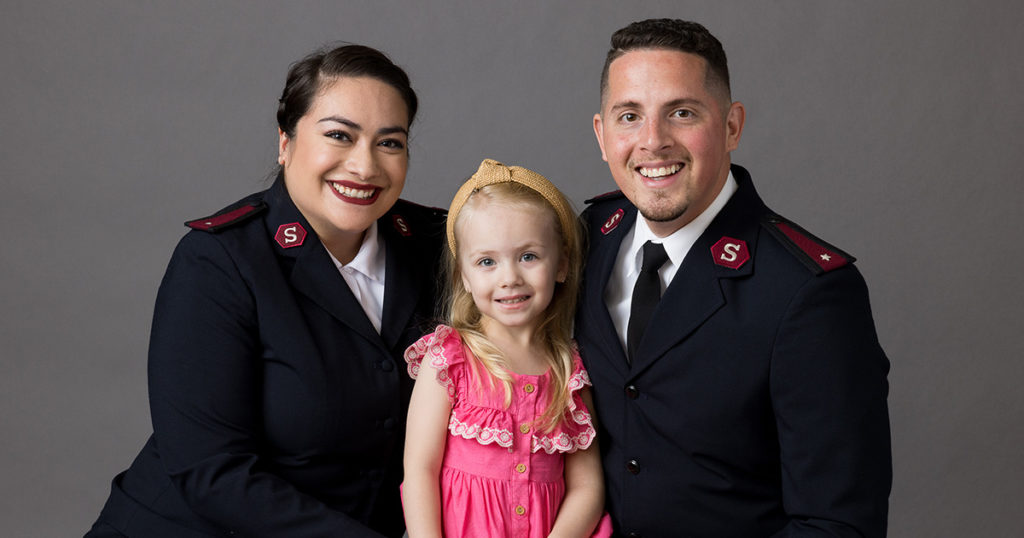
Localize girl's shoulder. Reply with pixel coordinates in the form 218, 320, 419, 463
403, 324, 468, 379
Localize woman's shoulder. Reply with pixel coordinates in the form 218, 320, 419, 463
380, 199, 447, 244
184, 189, 269, 235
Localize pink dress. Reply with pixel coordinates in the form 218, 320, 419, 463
405, 325, 613, 538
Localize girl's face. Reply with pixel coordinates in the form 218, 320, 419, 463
279, 76, 409, 254
457, 199, 568, 337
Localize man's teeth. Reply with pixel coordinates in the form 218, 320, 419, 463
498, 297, 528, 304
332, 183, 375, 199
638, 164, 682, 178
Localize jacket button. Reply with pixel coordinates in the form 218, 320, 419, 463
627, 532, 642, 538
383, 418, 395, 431
379, 360, 394, 372
626, 459, 640, 474
625, 385, 639, 399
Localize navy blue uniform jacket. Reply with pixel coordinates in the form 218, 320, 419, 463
576, 165, 891, 537
88, 176, 445, 537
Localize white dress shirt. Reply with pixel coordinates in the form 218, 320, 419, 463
326, 221, 387, 334
604, 171, 739, 352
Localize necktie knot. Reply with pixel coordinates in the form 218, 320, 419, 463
640, 241, 669, 274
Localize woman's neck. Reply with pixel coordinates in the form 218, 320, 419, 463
318, 228, 366, 265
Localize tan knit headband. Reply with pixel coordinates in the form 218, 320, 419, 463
447, 159, 576, 255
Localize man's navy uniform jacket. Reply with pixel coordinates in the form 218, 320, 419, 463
87, 176, 445, 537
576, 165, 891, 537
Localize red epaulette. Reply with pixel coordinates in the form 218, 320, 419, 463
584, 190, 625, 205
761, 214, 855, 275
185, 201, 267, 232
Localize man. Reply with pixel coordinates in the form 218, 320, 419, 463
576, 19, 891, 537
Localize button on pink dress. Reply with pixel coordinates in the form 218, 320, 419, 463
405, 325, 612, 538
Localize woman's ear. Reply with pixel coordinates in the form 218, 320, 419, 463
278, 128, 289, 166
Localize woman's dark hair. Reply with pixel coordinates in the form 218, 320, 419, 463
277, 44, 418, 138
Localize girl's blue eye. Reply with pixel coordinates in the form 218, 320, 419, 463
478, 258, 495, 267
521, 253, 538, 262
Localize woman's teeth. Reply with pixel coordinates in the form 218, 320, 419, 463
332, 183, 375, 199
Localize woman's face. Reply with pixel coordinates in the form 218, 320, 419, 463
279, 76, 409, 254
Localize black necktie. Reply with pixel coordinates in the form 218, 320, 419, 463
627, 241, 669, 362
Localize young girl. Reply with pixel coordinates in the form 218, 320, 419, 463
403, 159, 612, 537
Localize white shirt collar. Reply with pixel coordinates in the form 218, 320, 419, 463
326, 220, 386, 283
622, 170, 739, 277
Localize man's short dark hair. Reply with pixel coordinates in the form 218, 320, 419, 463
600, 19, 731, 106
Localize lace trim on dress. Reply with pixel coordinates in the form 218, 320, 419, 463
448, 411, 514, 448
404, 324, 458, 401
405, 326, 598, 454
531, 366, 596, 454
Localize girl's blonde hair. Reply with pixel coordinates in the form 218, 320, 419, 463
444, 161, 583, 432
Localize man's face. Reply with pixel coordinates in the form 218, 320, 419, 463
593, 49, 744, 237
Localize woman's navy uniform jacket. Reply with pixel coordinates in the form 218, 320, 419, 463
88, 176, 445, 537
576, 165, 891, 537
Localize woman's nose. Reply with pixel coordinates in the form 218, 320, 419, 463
345, 141, 380, 179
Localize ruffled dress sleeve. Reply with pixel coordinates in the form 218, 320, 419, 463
405, 330, 599, 455
532, 350, 598, 455
403, 324, 464, 404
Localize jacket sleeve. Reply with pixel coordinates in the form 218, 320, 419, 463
768, 265, 892, 537
147, 231, 387, 538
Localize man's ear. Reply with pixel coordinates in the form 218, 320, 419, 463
593, 113, 609, 162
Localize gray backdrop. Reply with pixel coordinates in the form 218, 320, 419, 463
3, 1, 1021, 536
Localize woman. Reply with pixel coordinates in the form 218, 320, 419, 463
85, 44, 445, 538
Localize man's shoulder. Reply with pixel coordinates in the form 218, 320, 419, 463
733, 165, 858, 277
584, 189, 628, 206
757, 212, 857, 277
580, 190, 635, 239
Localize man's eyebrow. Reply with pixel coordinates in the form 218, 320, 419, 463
663, 98, 706, 110
609, 100, 641, 113
609, 98, 708, 114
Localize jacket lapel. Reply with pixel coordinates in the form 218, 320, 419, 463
582, 202, 637, 377
629, 165, 765, 376
264, 176, 383, 348
379, 215, 419, 351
